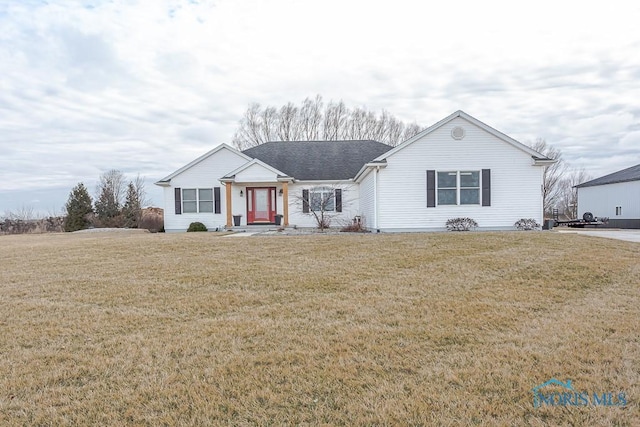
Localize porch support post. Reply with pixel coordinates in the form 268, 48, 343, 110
225, 182, 232, 227
282, 181, 289, 226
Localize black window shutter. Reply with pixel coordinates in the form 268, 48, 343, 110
426, 170, 436, 207
174, 188, 182, 214
302, 189, 309, 213
482, 169, 491, 206
335, 189, 342, 212
214, 187, 221, 214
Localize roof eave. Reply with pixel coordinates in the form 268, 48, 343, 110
532, 158, 557, 166
354, 161, 388, 182
158, 143, 252, 183
576, 177, 640, 188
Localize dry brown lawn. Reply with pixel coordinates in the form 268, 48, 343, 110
0, 231, 638, 426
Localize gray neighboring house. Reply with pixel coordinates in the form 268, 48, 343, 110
576, 163, 640, 229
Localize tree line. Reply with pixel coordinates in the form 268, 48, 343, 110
232, 95, 424, 149
64, 170, 151, 232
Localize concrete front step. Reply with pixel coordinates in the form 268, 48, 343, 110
226, 225, 291, 232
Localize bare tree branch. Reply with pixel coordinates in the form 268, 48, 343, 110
232, 95, 424, 148
531, 139, 568, 217
557, 168, 592, 219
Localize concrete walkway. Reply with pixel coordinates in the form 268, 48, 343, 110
556, 229, 640, 243
223, 231, 260, 237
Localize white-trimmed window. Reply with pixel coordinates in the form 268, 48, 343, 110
182, 188, 214, 213
310, 187, 335, 212
302, 187, 343, 213
437, 171, 480, 205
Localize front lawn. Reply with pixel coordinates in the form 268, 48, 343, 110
0, 231, 638, 425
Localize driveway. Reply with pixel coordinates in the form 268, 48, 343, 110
556, 229, 640, 243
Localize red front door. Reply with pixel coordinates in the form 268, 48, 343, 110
247, 187, 276, 224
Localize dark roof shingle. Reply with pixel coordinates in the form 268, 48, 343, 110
576, 163, 640, 188
242, 140, 392, 180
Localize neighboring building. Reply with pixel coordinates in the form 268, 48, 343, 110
155, 110, 553, 232
576, 163, 640, 229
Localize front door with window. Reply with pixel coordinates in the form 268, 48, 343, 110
246, 187, 276, 224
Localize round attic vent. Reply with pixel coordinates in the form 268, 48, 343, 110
451, 126, 465, 140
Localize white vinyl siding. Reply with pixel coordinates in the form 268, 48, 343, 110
375, 116, 544, 230
359, 171, 376, 228
287, 182, 359, 228
163, 147, 249, 232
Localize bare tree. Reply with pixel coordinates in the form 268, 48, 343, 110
557, 169, 592, 219
261, 106, 278, 143
531, 139, 567, 217
232, 95, 425, 148
132, 174, 149, 207
402, 122, 423, 142
323, 100, 347, 140
296, 184, 352, 230
4, 205, 36, 221
277, 102, 300, 141
232, 103, 264, 149
300, 95, 323, 140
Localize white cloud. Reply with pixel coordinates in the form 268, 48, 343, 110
619, 131, 640, 147
1, 0, 640, 214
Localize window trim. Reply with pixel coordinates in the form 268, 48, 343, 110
436, 170, 481, 206
181, 187, 218, 214
198, 189, 214, 213
309, 187, 336, 212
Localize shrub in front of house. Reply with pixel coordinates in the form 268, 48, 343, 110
187, 222, 208, 232
446, 217, 478, 231
340, 222, 369, 233
514, 218, 540, 230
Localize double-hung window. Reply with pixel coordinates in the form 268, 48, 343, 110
460, 171, 480, 204
302, 187, 343, 213
310, 187, 335, 212
182, 188, 214, 213
437, 171, 480, 205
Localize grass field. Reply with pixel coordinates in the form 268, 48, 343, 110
0, 231, 638, 425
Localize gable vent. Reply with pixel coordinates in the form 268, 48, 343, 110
451, 126, 465, 140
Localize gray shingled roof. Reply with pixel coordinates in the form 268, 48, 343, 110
576, 163, 640, 188
242, 140, 393, 180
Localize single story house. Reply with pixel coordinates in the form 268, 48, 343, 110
155, 110, 553, 232
576, 163, 640, 229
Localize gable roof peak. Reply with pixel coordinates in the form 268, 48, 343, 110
154, 143, 251, 185
373, 110, 550, 162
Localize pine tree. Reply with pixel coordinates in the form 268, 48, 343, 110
122, 182, 141, 228
64, 183, 93, 232
94, 186, 121, 225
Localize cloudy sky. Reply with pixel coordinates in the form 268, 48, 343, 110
1, 0, 639, 215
